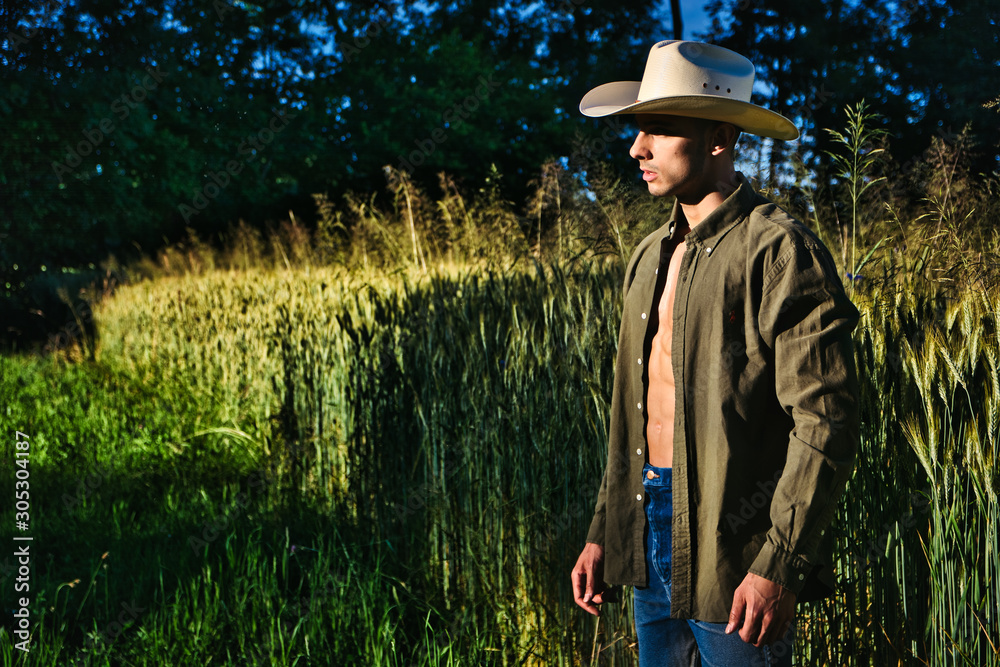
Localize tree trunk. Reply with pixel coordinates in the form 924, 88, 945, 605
670, 0, 684, 40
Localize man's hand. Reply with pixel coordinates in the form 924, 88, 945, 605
571, 542, 615, 615
725, 572, 796, 647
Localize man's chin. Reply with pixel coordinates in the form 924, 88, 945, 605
646, 183, 672, 198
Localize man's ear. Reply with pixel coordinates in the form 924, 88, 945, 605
709, 122, 739, 157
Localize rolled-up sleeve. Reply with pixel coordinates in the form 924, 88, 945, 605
751, 235, 860, 593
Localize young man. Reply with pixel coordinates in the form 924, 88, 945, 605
570, 41, 860, 666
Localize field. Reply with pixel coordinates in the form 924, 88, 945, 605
1, 258, 998, 666
2, 109, 999, 665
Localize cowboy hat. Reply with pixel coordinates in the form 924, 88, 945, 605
579, 40, 799, 141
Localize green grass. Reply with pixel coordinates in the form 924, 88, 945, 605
3, 105, 999, 665
0, 354, 499, 665
2, 261, 997, 666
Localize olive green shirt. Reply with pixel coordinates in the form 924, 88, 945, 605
586, 174, 860, 622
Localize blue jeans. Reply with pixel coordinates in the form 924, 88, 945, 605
633, 464, 795, 667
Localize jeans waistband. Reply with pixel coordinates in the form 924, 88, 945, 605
642, 463, 672, 489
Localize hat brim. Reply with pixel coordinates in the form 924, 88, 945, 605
580, 81, 799, 141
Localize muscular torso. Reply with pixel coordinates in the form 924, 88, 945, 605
646, 238, 688, 467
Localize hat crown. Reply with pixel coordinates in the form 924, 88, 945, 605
577, 39, 798, 140
637, 40, 755, 104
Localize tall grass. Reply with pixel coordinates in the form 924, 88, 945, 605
34, 258, 989, 665
803, 287, 1000, 666
3, 107, 999, 664
87, 262, 635, 664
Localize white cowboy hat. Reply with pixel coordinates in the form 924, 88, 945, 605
580, 40, 799, 141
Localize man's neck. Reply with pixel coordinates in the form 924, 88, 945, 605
679, 169, 739, 229
679, 192, 727, 229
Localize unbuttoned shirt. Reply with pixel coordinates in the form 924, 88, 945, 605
586, 174, 860, 622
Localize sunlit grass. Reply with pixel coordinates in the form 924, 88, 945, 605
2, 104, 999, 665
3, 259, 997, 665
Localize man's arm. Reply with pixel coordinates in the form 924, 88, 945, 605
573, 466, 613, 615
572, 232, 660, 616
571, 542, 617, 615
726, 572, 796, 646
731, 232, 860, 644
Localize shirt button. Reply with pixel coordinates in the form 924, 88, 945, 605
637, 358, 642, 365
636, 494, 642, 501
706, 246, 713, 254
655, 268, 659, 274
641, 313, 647, 319
637, 402, 642, 410
798, 573, 805, 581
636, 448, 642, 455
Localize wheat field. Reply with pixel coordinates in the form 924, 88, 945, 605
3, 258, 993, 665
2, 105, 998, 665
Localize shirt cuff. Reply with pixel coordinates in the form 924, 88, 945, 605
748, 541, 813, 594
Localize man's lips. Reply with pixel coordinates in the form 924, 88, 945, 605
641, 169, 657, 182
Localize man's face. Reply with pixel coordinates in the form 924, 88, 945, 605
629, 114, 717, 201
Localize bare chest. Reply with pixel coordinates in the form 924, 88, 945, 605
656, 240, 688, 333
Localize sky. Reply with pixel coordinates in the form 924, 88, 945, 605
676, 0, 714, 39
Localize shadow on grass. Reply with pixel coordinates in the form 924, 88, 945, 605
0, 451, 419, 665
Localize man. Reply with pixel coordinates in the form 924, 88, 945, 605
570, 41, 860, 666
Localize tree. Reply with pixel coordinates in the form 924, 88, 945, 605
322, 0, 664, 199
1, 0, 323, 342
702, 0, 1000, 180
1, 0, 666, 345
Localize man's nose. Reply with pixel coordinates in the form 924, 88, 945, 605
629, 132, 651, 160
